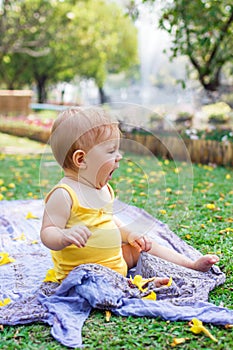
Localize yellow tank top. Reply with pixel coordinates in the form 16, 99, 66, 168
45, 183, 127, 281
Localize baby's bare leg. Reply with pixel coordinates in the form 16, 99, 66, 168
148, 242, 219, 272
122, 243, 140, 270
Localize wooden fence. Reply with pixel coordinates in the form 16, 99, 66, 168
121, 132, 233, 167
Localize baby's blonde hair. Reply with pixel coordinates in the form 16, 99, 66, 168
50, 106, 120, 170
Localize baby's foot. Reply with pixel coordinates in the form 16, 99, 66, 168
193, 254, 219, 272
154, 277, 170, 287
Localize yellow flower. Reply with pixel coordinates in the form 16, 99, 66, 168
8, 183, 15, 189
25, 212, 39, 219
166, 276, 173, 287
0, 298, 11, 307
0, 179, 4, 186
0, 193, 4, 201
171, 337, 188, 347
206, 203, 216, 210
219, 227, 233, 234
0, 252, 15, 265
43, 269, 59, 283
13, 233, 26, 241
30, 240, 38, 244
166, 188, 172, 193
174, 168, 180, 174
130, 275, 148, 292
130, 275, 159, 292
142, 291, 157, 301
159, 209, 167, 215
189, 318, 218, 342
105, 310, 111, 322
139, 192, 147, 196
226, 174, 231, 180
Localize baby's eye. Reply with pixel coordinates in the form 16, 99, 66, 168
108, 149, 115, 154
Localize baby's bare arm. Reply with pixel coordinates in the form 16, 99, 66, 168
113, 216, 152, 252
40, 188, 91, 250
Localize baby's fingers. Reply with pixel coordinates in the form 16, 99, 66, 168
129, 239, 143, 252
142, 236, 152, 252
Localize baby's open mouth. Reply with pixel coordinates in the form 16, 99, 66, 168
108, 169, 114, 179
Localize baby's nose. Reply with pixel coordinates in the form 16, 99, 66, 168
116, 152, 122, 162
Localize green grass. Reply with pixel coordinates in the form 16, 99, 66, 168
0, 132, 46, 154
0, 140, 233, 349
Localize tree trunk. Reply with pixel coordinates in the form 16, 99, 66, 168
36, 78, 47, 103
200, 68, 221, 92
98, 86, 108, 104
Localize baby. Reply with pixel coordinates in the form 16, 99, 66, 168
40, 106, 219, 285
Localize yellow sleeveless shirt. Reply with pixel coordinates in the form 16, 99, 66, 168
45, 183, 127, 282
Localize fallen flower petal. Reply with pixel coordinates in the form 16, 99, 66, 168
0, 252, 15, 265
189, 318, 218, 343
166, 276, 173, 287
0, 298, 11, 307
206, 204, 216, 210
13, 233, 26, 241
159, 210, 167, 215
25, 212, 39, 219
30, 240, 38, 245
219, 227, 233, 234
171, 337, 188, 347
142, 291, 157, 301
105, 310, 111, 322
130, 275, 148, 292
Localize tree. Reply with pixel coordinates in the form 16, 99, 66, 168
0, 0, 52, 59
0, 0, 138, 103
63, 0, 138, 103
129, 0, 233, 93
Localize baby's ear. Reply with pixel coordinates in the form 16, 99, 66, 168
72, 150, 86, 169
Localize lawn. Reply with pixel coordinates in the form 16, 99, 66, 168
0, 134, 233, 349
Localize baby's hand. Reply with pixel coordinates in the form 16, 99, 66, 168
61, 225, 92, 248
128, 233, 152, 252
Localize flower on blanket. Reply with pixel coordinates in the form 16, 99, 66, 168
129, 275, 172, 301
13, 232, 26, 241
189, 318, 218, 343
142, 291, 157, 301
0, 252, 15, 265
0, 297, 11, 307
130, 275, 153, 292
25, 212, 39, 219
